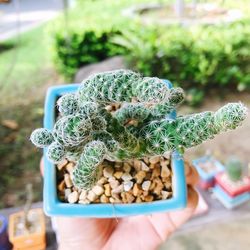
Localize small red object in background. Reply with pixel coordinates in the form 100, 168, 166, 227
198, 179, 215, 190
215, 172, 250, 197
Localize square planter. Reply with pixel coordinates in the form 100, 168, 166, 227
212, 185, 250, 209
43, 83, 187, 217
0, 214, 12, 250
193, 156, 225, 184
8, 208, 46, 250
215, 172, 250, 197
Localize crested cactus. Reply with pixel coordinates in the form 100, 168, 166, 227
30, 70, 248, 190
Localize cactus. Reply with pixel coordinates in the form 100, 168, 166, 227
57, 93, 79, 116
225, 157, 244, 182
47, 142, 66, 163
30, 128, 54, 148
30, 70, 248, 190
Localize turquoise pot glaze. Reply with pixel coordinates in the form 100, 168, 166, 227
43, 82, 187, 217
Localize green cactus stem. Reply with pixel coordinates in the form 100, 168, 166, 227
53, 115, 92, 147
57, 93, 79, 116
30, 70, 248, 190
78, 70, 172, 104
30, 128, 54, 148
72, 141, 107, 189
114, 103, 150, 126
47, 142, 66, 163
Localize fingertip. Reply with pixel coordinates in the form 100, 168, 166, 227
184, 160, 191, 175
186, 166, 200, 187
186, 186, 199, 210
40, 157, 44, 177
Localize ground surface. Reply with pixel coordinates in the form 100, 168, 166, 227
0, 23, 64, 208
161, 214, 250, 250
0, 0, 64, 41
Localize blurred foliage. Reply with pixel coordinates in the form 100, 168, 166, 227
115, 20, 250, 105
51, 0, 250, 105
0, 24, 63, 208
50, 0, 154, 79
53, 30, 125, 78
0, 24, 59, 104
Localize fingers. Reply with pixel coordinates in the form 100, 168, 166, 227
55, 217, 116, 250
185, 161, 199, 187
40, 157, 44, 177
148, 186, 199, 241
167, 186, 199, 229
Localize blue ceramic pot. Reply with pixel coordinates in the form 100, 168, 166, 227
0, 215, 11, 250
43, 82, 187, 217
193, 156, 225, 182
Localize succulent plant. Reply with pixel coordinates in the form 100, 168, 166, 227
225, 157, 245, 182
30, 70, 248, 190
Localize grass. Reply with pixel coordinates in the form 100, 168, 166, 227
0, 23, 64, 208
0, 102, 44, 208
0, 23, 62, 105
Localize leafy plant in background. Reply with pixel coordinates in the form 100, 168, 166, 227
30, 70, 247, 190
50, 0, 148, 79
114, 19, 250, 105
54, 30, 125, 78
52, 0, 250, 105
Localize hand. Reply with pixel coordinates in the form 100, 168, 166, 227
40, 160, 199, 250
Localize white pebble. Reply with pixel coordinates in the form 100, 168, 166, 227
109, 179, 119, 189
92, 185, 104, 196
64, 189, 71, 200
161, 162, 171, 178
161, 191, 171, 199
141, 161, 150, 171
133, 159, 141, 171
78, 198, 90, 204
79, 190, 87, 200
87, 191, 97, 202
68, 191, 79, 203
163, 152, 170, 159
57, 159, 68, 171
103, 166, 114, 178
121, 173, 133, 181
142, 180, 151, 191
64, 173, 73, 188
124, 181, 133, 191
112, 184, 124, 194
149, 156, 161, 164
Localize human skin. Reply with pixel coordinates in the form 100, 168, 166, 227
40, 160, 199, 250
